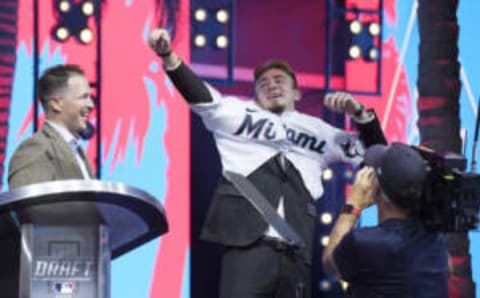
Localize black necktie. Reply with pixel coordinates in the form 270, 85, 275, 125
75, 143, 93, 178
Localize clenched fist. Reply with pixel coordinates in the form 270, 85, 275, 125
324, 91, 364, 117
148, 28, 173, 57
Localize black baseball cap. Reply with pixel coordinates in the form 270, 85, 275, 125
364, 142, 429, 210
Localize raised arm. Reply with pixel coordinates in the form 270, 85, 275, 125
324, 92, 387, 147
322, 167, 376, 277
148, 28, 215, 104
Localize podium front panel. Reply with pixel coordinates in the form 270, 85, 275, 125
20, 224, 110, 298
0, 180, 168, 298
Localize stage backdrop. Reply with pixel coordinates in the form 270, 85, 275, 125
2, 1, 190, 298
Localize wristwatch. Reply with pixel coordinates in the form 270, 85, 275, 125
341, 204, 362, 217
353, 103, 365, 118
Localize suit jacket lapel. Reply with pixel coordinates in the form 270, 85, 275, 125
41, 123, 89, 179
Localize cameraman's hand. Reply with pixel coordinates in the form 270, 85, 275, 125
348, 167, 376, 210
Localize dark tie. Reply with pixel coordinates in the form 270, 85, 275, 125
75, 144, 93, 178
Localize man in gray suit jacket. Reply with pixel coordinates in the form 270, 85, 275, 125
1, 64, 95, 297
8, 122, 95, 188
9, 64, 95, 187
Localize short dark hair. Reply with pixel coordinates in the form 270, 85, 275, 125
37, 64, 85, 110
254, 60, 298, 89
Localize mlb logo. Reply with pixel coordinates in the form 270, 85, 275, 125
54, 282, 75, 294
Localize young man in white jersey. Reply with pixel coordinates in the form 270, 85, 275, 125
149, 28, 386, 298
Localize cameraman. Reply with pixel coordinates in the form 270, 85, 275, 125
322, 142, 448, 297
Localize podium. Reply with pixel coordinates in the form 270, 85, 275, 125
0, 180, 168, 298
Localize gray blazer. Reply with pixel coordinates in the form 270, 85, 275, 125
1, 123, 97, 298
8, 122, 95, 189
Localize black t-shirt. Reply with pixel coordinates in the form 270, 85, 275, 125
333, 218, 448, 298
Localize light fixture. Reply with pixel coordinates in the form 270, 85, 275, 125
320, 212, 333, 225
368, 22, 381, 36
367, 47, 379, 61
190, 1, 235, 83
194, 8, 207, 22
79, 28, 94, 44
321, 236, 330, 247
344, 169, 353, 179
319, 279, 331, 291
322, 168, 333, 181
216, 9, 229, 23
58, 0, 71, 13
53, 0, 96, 45
55, 26, 70, 41
349, 20, 362, 35
215, 35, 228, 49
81, 1, 95, 16
348, 45, 362, 60
194, 34, 207, 47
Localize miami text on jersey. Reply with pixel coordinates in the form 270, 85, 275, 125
233, 114, 326, 154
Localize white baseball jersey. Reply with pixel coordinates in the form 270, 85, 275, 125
191, 85, 364, 200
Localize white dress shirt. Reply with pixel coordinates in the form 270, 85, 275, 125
46, 120, 91, 179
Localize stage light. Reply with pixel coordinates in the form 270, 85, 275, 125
194, 34, 207, 48
190, 1, 235, 83
348, 45, 362, 59
216, 9, 229, 23
367, 47, 379, 61
319, 279, 332, 291
321, 236, 330, 247
349, 20, 362, 35
368, 22, 381, 36
81, 1, 95, 16
320, 212, 333, 225
58, 0, 71, 13
215, 35, 228, 49
194, 8, 207, 22
55, 26, 70, 41
79, 28, 94, 44
344, 169, 353, 179
322, 168, 333, 181
341, 281, 350, 291
53, 0, 97, 45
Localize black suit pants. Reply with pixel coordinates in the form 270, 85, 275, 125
219, 240, 311, 298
